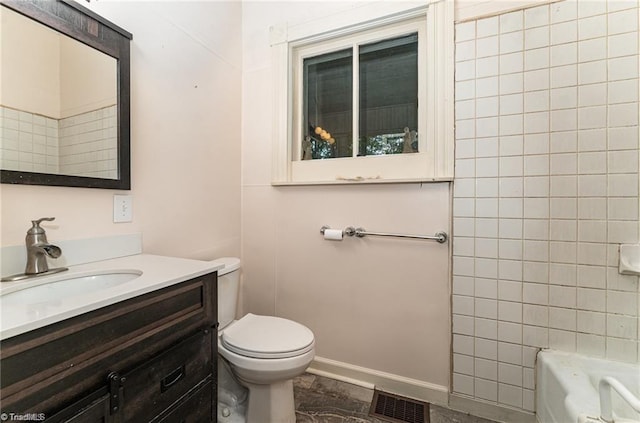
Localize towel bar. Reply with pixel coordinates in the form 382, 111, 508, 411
320, 226, 448, 243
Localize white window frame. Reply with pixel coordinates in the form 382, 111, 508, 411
270, 1, 454, 185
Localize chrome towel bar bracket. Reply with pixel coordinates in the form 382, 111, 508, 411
320, 226, 448, 243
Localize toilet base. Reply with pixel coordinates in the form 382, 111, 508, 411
218, 356, 248, 423
243, 379, 296, 423
218, 387, 247, 423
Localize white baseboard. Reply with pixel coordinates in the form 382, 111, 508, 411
307, 357, 538, 423
307, 356, 449, 406
449, 393, 537, 423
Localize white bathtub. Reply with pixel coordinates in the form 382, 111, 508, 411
537, 350, 640, 423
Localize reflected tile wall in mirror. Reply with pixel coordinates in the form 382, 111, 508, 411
1, 105, 117, 179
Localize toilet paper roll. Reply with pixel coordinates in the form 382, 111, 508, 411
323, 228, 344, 241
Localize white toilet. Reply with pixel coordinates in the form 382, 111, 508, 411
212, 257, 315, 423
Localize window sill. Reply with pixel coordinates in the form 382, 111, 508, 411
271, 177, 453, 187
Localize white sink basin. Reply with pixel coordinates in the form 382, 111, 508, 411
1, 270, 142, 304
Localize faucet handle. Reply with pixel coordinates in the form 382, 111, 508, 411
28, 217, 55, 235
32, 217, 55, 225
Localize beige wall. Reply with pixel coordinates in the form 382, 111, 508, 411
242, 183, 451, 383
1, 6, 118, 119
1, 1, 242, 262
241, 1, 452, 392
1, 7, 61, 118
59, 36, 117, 118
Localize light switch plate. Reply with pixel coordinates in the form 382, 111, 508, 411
113, 195, 133, 223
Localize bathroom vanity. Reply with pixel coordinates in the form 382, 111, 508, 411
0, 255, 221, 422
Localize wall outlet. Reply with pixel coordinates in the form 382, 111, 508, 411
113, 195, 133, 223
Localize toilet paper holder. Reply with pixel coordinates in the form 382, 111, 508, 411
320, 226, 448, 243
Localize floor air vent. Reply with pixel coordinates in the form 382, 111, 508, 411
369, 390, 430, 423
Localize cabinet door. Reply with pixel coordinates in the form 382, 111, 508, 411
120, 330, 212, 421
46, 389, 117, 423
63, 394, 113, 423
153, 378, 214, 423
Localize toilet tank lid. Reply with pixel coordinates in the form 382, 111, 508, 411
210, 257, 240, 275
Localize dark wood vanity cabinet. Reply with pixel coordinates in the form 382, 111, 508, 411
0, 272, 218, 422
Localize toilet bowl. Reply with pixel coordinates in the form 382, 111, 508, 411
219, 314, 315, 422
212, 258, 315, 423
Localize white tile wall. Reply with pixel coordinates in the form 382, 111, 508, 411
59, 106, 118, 179
0, 105, 117, 178
452, 0, 639, 413
1, 106, 59, 173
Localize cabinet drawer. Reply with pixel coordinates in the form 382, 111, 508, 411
154, 378, 213, 423
121, 330, 212, 421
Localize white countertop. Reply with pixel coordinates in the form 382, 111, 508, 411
0, 254, 222, 340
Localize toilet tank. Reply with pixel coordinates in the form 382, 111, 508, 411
210, 257, 241, 330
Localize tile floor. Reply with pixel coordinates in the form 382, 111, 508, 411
294, 373, 499, 423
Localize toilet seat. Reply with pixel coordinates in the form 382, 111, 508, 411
221, 313, 315, 359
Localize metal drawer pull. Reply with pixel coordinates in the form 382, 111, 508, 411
161, 365, 185, 392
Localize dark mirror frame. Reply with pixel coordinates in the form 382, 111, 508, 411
0, 0, 132, 189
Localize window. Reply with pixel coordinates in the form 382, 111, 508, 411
300, 31, 419, 160
271, 1, 453, 184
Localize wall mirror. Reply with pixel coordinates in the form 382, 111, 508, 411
0, 0, 132, 189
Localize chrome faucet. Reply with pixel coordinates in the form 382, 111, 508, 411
0, 218, 68, 282
25, 217, 66, 275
